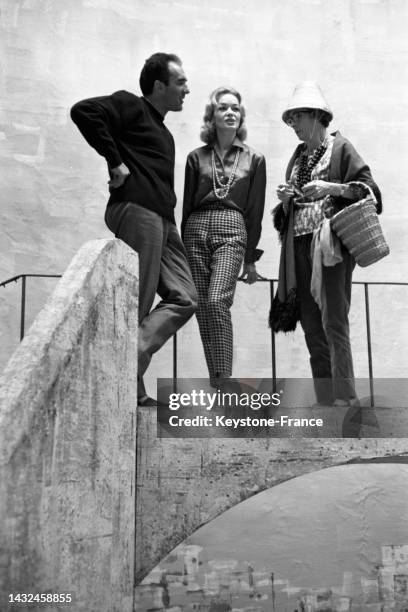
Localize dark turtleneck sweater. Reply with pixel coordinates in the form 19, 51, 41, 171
71, 90, 177, 223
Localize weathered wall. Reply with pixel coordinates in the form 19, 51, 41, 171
137, 464, 408, 611
136, 407, 408, 583
0, 0, 407, 384
0, 239, 138, 612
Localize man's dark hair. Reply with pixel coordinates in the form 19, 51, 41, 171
139, 52, 181, 96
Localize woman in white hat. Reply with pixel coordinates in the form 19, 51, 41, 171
182, 86, 266, 389
271, 81, 382, 407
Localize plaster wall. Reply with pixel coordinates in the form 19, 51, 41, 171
0, 0, 407, 383
0, 239, 138, 611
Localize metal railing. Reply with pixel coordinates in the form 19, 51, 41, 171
0, 274, 62, 340
1, 273, 407, 405
171, 278, 408, 406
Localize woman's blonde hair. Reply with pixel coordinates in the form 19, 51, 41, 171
200, 86, 247, 144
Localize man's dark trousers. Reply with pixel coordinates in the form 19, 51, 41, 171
105, 201, 197, 396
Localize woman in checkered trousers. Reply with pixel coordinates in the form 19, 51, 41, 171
182, 87, 266, 389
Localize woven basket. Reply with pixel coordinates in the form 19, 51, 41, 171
330, 197, 389, 267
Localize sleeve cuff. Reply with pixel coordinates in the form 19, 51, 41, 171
107, 153, 123, 170
347, 181, 372, 202
244, 248, 263, 264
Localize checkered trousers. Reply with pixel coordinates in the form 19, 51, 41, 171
183, 207, 247, 379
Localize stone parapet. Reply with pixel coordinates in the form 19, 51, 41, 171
0, 239, 138, 612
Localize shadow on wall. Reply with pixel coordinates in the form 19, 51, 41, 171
137, 462, 408, 611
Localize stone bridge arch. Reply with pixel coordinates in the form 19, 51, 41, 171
136, 405, 408, 582
136, 461, 408, 611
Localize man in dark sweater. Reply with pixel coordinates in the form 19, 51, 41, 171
71, 52, 197, 406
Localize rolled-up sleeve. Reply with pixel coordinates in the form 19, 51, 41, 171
181, 153, 198, 240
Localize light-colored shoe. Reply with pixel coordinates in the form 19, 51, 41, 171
138, 395, 157, 407
333, 398, 349, 407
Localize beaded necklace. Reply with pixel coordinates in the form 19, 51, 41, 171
211, 149, 240, 200
296, 140, 328, 188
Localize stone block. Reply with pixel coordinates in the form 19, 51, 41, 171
0, 238, 138, 612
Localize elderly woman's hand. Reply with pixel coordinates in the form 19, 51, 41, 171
302, 180, 342, 200
276, 183, 296, 214
277, 183, 295, 203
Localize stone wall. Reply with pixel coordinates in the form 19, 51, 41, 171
0, 239, 138, 612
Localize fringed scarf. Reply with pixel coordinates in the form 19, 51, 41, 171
269, 200, 300, 332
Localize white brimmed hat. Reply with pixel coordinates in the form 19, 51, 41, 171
282, 81, 333, 124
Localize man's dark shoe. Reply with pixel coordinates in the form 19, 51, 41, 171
138, 395, 170, 408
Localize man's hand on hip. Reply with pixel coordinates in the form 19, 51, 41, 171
109, 163, 130, 189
